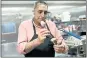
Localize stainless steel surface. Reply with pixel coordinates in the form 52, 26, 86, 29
2, 42, 24, 57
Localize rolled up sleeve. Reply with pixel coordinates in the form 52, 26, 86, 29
17, 23, 28, 54
54, 23, 68, 52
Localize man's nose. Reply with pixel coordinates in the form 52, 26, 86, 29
41, 12, 45, 17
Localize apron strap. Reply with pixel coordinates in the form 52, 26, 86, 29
32, 20, 37, 35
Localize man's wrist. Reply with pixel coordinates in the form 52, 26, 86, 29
37, 37, 44, 43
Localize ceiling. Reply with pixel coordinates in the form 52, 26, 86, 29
2, 1, 86, 7
2, 1, 86, 21
1, 0, 86, 1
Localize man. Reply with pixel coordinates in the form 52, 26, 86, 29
17, 1, 68, 57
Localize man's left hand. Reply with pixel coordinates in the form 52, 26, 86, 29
53, 44, 65, 53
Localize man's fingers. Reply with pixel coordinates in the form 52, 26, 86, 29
41, 31, 50, 36
40, 29, 50, 34
54, 47, 65, 53
38, 28, 51, 43
54, 45, 65, 48
53, 45, 65, 53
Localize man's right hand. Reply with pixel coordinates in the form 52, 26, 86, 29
37, 28, 50, 43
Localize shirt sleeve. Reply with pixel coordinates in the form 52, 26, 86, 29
17, 23, 28, 54
17, 22, 42, 54
53, 23, 68, 52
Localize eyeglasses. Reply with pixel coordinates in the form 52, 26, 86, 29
38, 10, 48, 15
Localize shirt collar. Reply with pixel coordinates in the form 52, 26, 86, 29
33, 21, 42, 28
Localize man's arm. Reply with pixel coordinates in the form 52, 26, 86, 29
56, 26, 68, 53
17, 23, 42, 54
51, 22, 68, 53
17, 22, 50, 54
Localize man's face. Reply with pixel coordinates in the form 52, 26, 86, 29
34, 3, 48, 23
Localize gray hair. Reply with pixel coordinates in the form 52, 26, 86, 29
34, 1, 48, 9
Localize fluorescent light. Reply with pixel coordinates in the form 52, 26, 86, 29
2, 7, 27, 11
48, 6, 74, 10
2, 1, 36, 4
2, 1, 86, 4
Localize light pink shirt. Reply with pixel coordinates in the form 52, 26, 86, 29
17, 19, 68, 54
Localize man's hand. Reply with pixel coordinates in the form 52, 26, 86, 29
53, 44, 65, 53
37, 28, 50, 43
51, 38, 66, 53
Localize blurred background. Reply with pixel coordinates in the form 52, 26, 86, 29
1, 0, 86, 57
